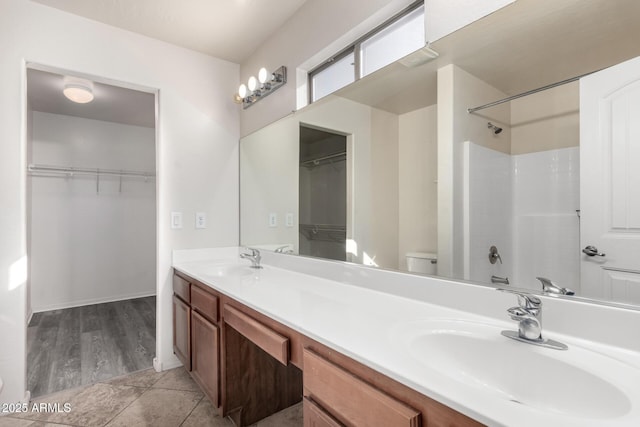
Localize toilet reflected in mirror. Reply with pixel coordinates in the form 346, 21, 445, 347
406, 252, 437, 275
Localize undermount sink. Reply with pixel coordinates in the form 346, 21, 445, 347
393, 319, 638, 420
199, 263, 257, 278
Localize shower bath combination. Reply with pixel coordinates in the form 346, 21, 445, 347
487, 122, 503, 134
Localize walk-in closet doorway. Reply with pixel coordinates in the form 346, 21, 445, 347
25, 64, 159, 397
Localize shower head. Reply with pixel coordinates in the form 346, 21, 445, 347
488, 122, 503, 134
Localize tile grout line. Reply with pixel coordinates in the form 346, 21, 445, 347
178, 395, 205, 427
99, 384, 154, 426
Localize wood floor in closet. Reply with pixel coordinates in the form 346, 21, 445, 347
27, 296, 156, 398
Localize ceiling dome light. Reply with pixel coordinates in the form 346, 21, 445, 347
62, 77, 94, 103
247, 76, 258, 92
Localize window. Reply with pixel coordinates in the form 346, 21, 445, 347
310, 50, 355, 102
360, 5, 425, 77
308, 1, 425, 103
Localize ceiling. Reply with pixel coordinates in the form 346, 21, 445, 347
32, 0, 308, 63
337, 0, 640, 114
28, 69, 156, 128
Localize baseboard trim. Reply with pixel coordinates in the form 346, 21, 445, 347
31, 290, 157, 313
153, 356, 182, 372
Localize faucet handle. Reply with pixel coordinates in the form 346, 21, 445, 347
498, 288, 541, 309
536, 277, 575, 296
245, 247, 260, 257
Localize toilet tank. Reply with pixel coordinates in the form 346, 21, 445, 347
406, 252, 437, 275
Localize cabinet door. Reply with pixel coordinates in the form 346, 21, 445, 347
304, 397, 343, 427
173, 295, 191, 370
191, 310, 220, 407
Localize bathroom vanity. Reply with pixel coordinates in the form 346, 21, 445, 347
172, 248, 640, 427
172, 268, 478, 426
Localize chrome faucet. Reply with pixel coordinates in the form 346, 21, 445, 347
536, 277, 574, 295
499, 289, 567, 350
491, 275, 509, 285
274, 245, 293, 254
240, 248, 262, 269
507, 292, 543, 341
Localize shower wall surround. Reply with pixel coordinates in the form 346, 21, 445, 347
463, 142, 513, 284
512, 147, 580, 291
464, 143, 580, 291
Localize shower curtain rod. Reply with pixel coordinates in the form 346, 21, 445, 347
467, 69, 599, 114
28, 164, 156, 179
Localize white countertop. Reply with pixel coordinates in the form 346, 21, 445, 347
173, 247, 640, 427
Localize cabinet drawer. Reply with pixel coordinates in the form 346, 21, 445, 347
303, 349, 420, 427
304, 397, 343, 427
191, 284, 219, 324
173, 273, 190, 303
223, 304, 289, 365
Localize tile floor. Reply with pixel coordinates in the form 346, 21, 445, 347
0, 367, 302, 427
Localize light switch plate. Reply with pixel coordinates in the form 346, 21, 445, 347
195, 212, 206, 229
286, 212, 294, 227
171, 212, 183, 229
269, 213, 277, 228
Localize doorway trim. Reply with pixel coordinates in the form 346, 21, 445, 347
22, 61, 161, 399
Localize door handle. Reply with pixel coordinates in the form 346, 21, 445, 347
582, 245, 605, 257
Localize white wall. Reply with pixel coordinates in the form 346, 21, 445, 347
437, 64, 510, 279
29, 112, 156, 311
239, 0, 416, 137
398, 105, 438, 270
240, 116, 299, 251
510, 82, 580, 292
512, 147, 580, 292
511, 81, 579, 154
464, 142, 512, 283
0, 0, 239, 404
371, 109, 399, 269
240, 96, 404, 269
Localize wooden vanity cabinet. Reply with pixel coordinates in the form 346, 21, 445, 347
189, 282, 221, 408
191, 309, 220, 406
173, 269, 484, 427
222, 303, 303, 426
172, 274, 191, 370
303, 349, 420, 427
172, 271, 221, 409
303, 397, 343, 427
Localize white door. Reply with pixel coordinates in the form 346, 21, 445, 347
580, 56, 640, 304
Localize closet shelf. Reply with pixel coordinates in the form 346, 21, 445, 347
28, 164, 156, 179
299, 223, 346, 243
300, 151, 346, 168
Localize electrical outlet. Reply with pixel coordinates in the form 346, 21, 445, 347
286, 212, 294, 227
195, 212, 206, 229
269, 213, 277, 227
171, 212, 183, 229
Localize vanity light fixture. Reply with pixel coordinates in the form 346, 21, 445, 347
234, 66, 287, 109
63, 76, 94, 104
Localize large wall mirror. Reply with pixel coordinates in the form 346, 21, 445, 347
240, 0, 640, 308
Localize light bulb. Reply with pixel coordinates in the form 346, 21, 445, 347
62, 76, 94, 104
63, 85, 94, 103
238, 84, 247, 98
248, 76, 258, 91
258, 67, 269, 84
